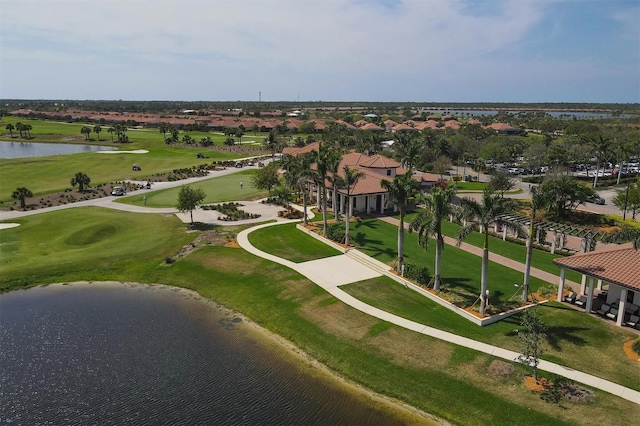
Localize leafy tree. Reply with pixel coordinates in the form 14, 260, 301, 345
81, 126, 92, 140
93, 125, 102, 141
269, 184, 293, 206
457, 188, 519, 315
381, 172, 419, 273
409, 185, 457, 292
176, 185, 206, 225
251, 161, 280, 192
264, 131, 280, 159
613, 181, 640, 221
339, 165, 366, 246
235, 126, 245, 144
488, 170, 515, 196
182, 134, 193, 144
540, 176, 596, 219
282, 153, 317, 226
159, 122, 169, 141
432, 155, 453, 180
170, 127, 179, 143
199, 136, 213, 147
5, 123, 15, 138
12, 187, 33, 209
70, 172, 91, 192
516, 305, 547, 382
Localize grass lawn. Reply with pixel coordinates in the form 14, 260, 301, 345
455, 181, 487, 191
116, 169, 266, 207
341, 276, 640, 391
397, 211, 583, 284
248, 222, 342, 262
2, 208, 637, 425
350, 218, 550, 310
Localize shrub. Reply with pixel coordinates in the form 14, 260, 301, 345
403, 262, 431, 286
633, 339, 640, 356
326, 224, 345, 243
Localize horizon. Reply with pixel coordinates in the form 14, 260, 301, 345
2, 0, 639, 103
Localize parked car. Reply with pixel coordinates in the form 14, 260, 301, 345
258, 161, 265, 168
595, 197, 606, 205
234, 162, 243, 168
248, 159, 255, 166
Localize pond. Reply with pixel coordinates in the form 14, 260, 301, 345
0, 282, 423, 425
0, 141, 115, 159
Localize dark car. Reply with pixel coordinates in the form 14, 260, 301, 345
595, 197, 605, 205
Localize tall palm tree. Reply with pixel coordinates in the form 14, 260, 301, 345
282, 152, 317, 226
93, 125, 102, 141
589, 134, 611, 188
409, 185, 457, 292
521, 186, 549, 301
456, 188, 519, 315
393, 132, 421, 171
5, 123, 15, 138
107, 127, 115, 142
314, 142, 342, 235
340, 165, 366, 246
381, 172, 419, 273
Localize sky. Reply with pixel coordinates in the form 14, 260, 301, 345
1, 0, 638, 103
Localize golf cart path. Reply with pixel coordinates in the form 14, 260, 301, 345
237, 221, 640, 405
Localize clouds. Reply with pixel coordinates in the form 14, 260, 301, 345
1, 0, 638, 102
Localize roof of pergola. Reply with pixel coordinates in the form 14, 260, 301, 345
497, 214, 606, 239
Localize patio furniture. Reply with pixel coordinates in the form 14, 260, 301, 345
596, 304, 611, 316
605, 308, 619, 320
624, 303, 639, 315
563, 292, 577, 304
575, 296, 588, 307
625, 315, 640, 328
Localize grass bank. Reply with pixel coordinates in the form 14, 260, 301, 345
1, 208, 638, 425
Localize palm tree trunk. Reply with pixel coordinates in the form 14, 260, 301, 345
480, 231, 489, 316
593, 162, 600, 188
434, 237, 443, 292
322, 185, 328, 236
345, 195, 351, 246
303, 192, 308, 226
522, 220, 534, 301
397, 215, 404, 273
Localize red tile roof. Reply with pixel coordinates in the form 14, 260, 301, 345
360, 122, 384, 131
553, 244, 640, 291
358, 154, 400, 168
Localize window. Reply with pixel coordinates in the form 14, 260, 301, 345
628, 290, 635, 303
386, 170, 391, 176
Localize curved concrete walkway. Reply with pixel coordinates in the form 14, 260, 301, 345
238, 221, 640, 405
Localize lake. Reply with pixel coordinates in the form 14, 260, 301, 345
0, 282, 425, 425
0, 141, 115, 159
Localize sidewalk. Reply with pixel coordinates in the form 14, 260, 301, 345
237, 221, 640, 405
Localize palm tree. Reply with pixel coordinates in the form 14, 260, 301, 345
589, 134, 611, 188
15, 122, 24, 138
107, 127, 115, 142
314, 142, 341, 236
601, 225, 640, 250
70, 172, 91, 193
456, 188, 519, 315
381, 172, 419, 273
340, 165, 366, 246
521, 186, 550, 301
282, 153, 317, 226
93, 125, 102, 141
12, 187, 33, 210
6, 123, 15, 138
81, 126, 92, 140
393, 132, 421, 171
409, 185, 457, 292
23, 124, 32, 139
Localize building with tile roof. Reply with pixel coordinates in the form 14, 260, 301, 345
554, 244, 640, 327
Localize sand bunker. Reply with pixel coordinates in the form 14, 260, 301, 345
97, 149, 149, 154
0, 223, 20, 230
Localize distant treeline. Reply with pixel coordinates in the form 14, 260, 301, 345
1, 99, 638, 116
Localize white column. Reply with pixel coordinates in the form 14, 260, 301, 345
557, 268, 566, 302
551, 231, 557, 254
597, 279, 603, 291
380, 195, 385, 214
494, 223, 499, 233
502, 226, 507, 241
559, 233, 565, 250
585, 277, 595, 313
618, 288, 628, 327
580, 275, 587, 295
367, 195, 371, 214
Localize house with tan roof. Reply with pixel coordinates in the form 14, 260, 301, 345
554, 244, 640, 328
282, 143, 410, 215
488, 122, 523, 135
359, 122, 384, 132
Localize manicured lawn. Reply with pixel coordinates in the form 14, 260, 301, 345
342, 276, 640, 391
1, 208, 638, 425
0, 207, 193, 288
117, 170, 266, 207
248, 222, 341, 262
396, 211, 583, 284
350, 218, 550, 309
455, 181, 487, 191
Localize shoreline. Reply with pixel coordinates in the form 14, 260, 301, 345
10, 280, 445, 426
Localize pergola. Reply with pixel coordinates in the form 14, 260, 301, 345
497, 214, 606, 254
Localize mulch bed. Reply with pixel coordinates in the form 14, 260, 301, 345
623, 339, 640, 362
